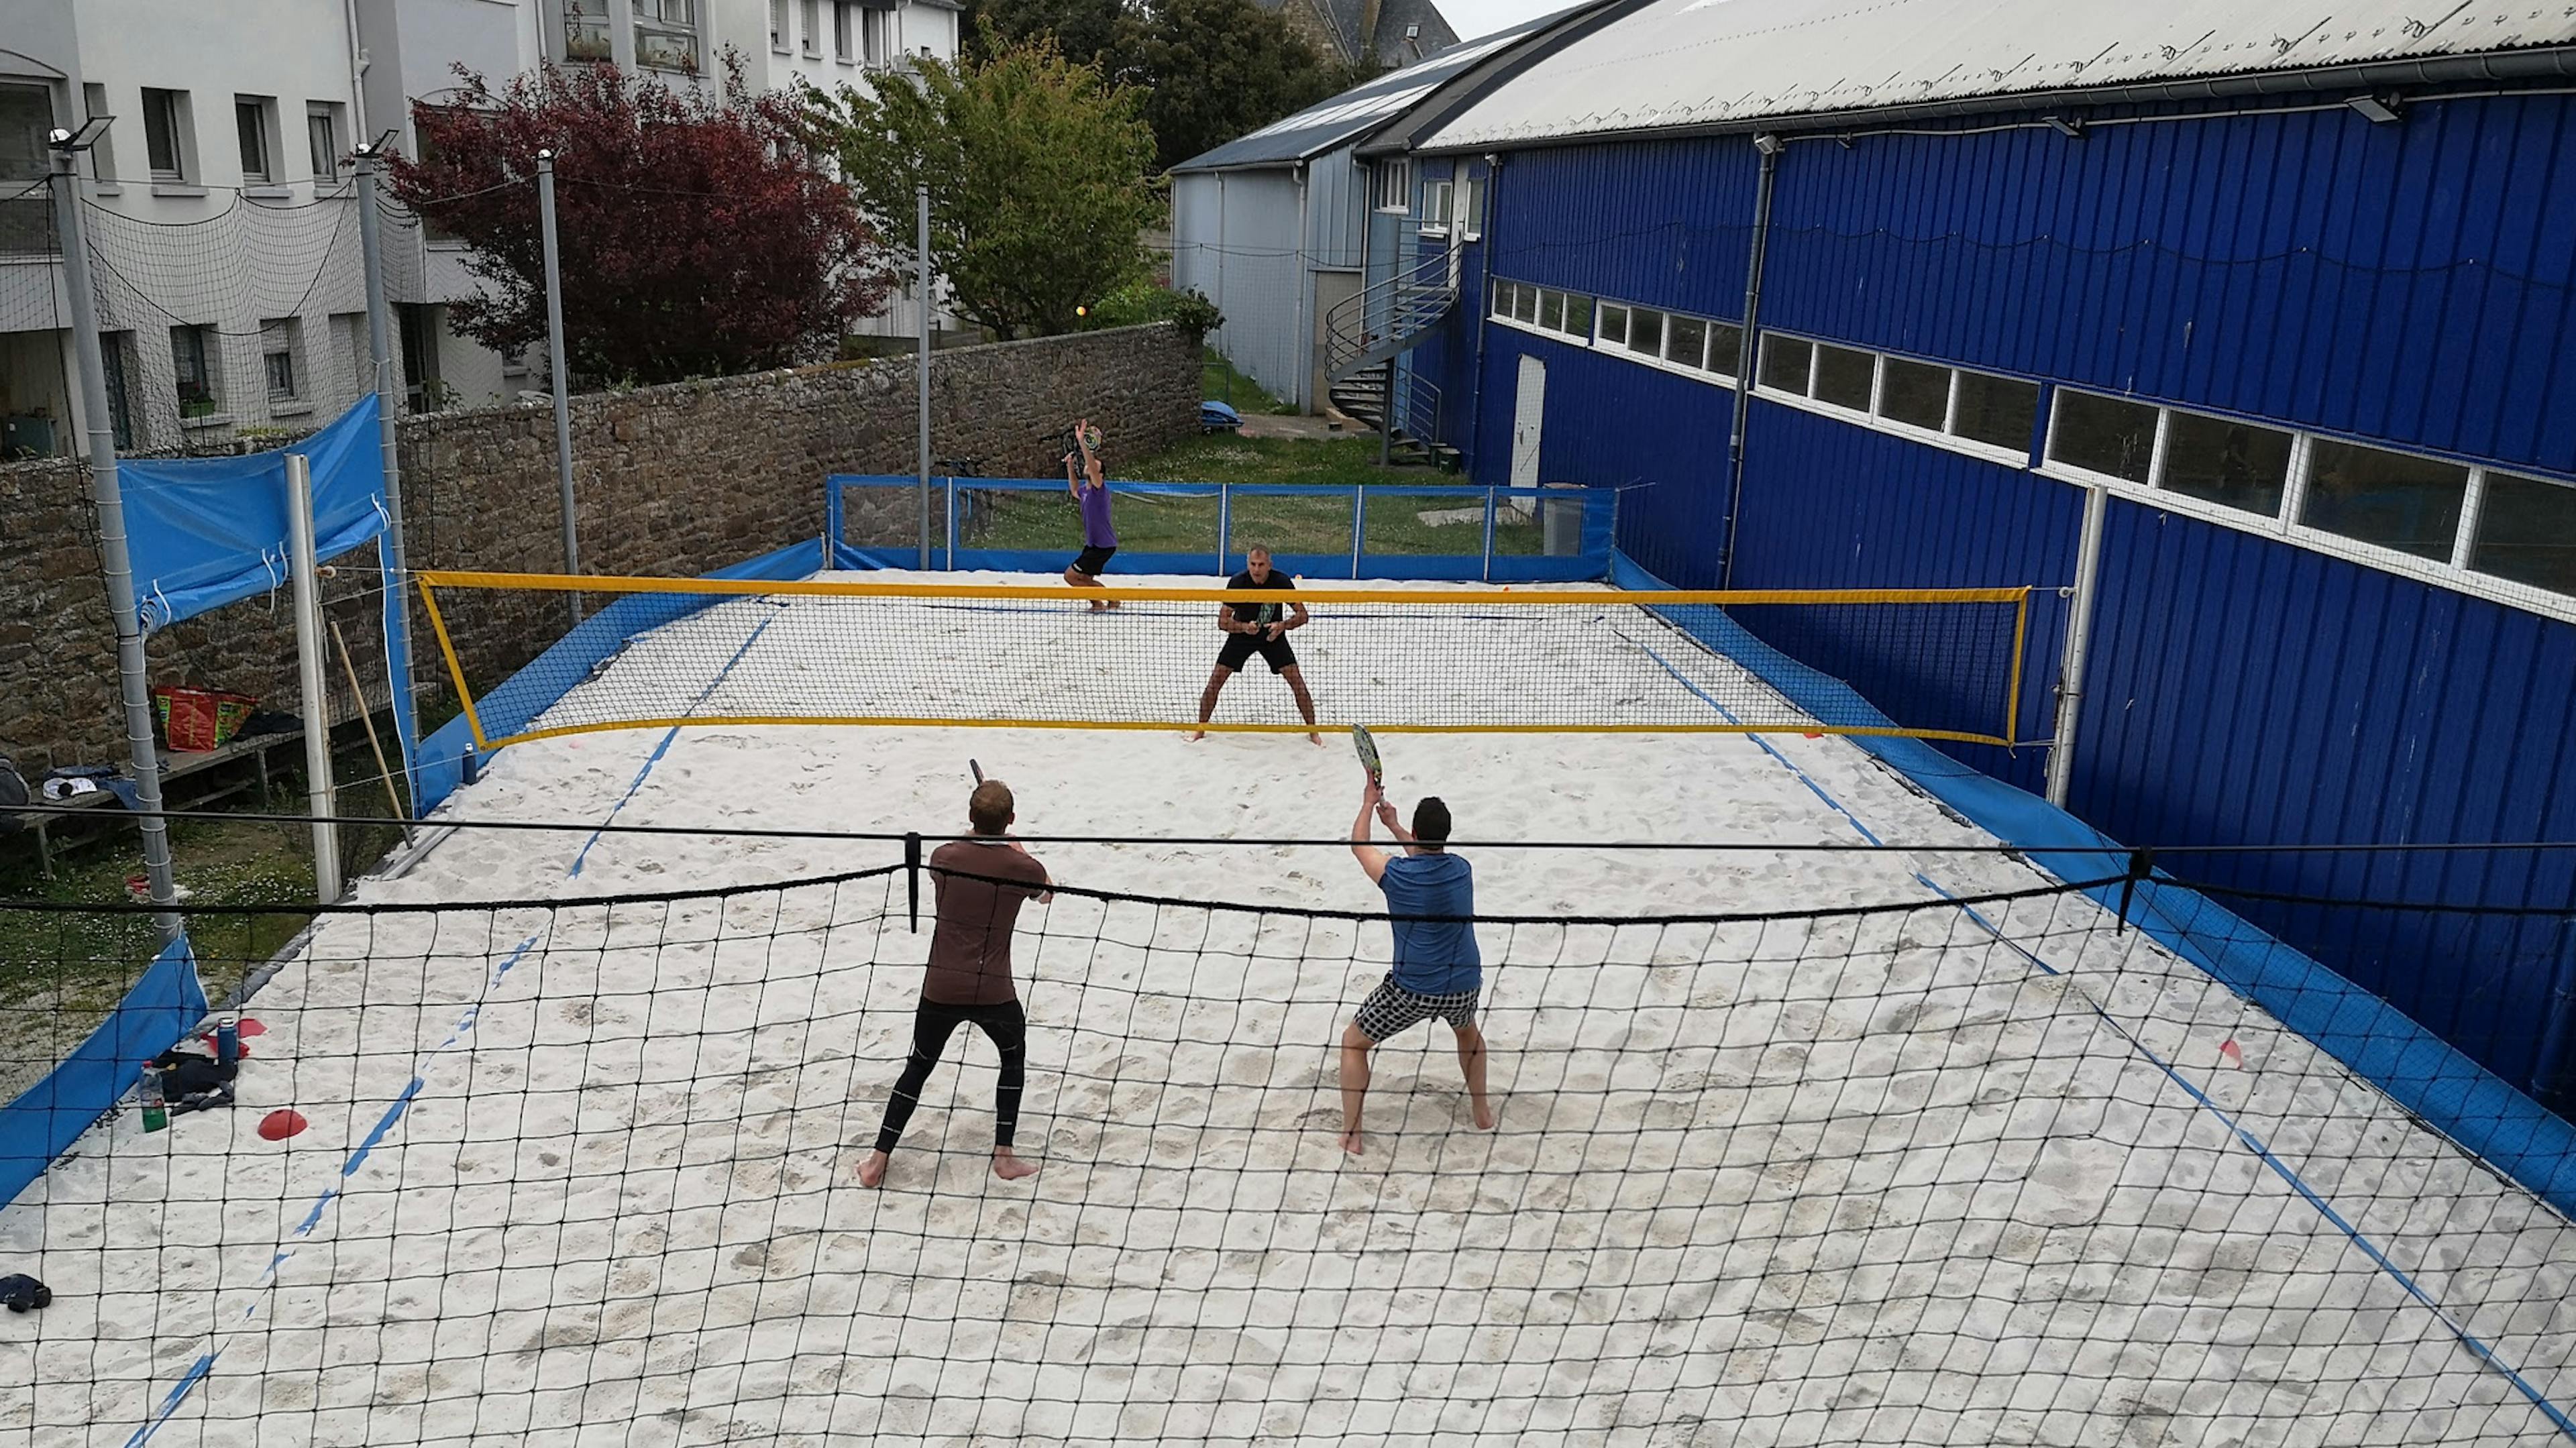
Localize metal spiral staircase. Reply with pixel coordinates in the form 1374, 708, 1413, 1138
1322, 249, 1460, 466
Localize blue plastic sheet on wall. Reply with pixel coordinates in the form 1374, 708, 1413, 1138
0, 937, 207, 1210
119, 396, 387, 631
412, 541, 817, 816
1608, 550, 2576, 1217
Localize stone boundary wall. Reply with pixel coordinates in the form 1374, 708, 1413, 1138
0, 324, 1197, 772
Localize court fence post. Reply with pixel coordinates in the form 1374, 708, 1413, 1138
1482, 488, 1496, 582
906, 832, 923, 932
1350, 486, 1364, 579
1218, 482, 1230, 574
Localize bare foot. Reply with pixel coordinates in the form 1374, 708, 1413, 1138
1104, 598, 1121, 610
992, 1149, 1038, 1181
1087, 598, 1108, 612
1307, 732, 1324, 746
1340, 1129, 1364, 1156
856, 1150, 889, 1188
1473, 1103, 1497, 1131
1185, 730, 1205, 742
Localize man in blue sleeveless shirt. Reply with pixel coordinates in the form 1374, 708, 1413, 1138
1340, 775, 1495, 1156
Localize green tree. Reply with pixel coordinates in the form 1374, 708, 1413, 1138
1128, 0, 1372, 172
816, 32, 1161, 339
964, 0, 1132, 68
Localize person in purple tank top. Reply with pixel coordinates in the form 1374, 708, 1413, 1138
1062, 417, 1118, 610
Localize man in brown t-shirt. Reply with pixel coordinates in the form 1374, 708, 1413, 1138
857, 779, 1052, 1188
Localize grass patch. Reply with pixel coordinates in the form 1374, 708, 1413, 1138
0, 739, 415, 1103
1201, 350, 1297, 416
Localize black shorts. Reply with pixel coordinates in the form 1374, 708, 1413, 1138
1071, 545, 1116, 576
1217, 631, 1298, 673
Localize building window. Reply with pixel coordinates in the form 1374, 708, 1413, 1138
261, 318, 303, 403
1457, 175, 1483, 240
170, 325, 219, 417
143, 89, 189, 180
864, 7, 900, 65
771, 0, 791, 51
2048, 390, 2159, 484
1952, 371, 2037, 452
236, 97, 277, 185
1664, 315, 1707, 371
2470, 472, 2576, 597
1812, 343, 1874, 412
1371, 159, 1409, 214
2159, 410, 2293, 516
635, 0, 702, 70
1420, 178, 1452, 233
2301, 439, 2469, 561
801, 0, 822, 56
833, 0, 856, 60
565, 0, 614, 60
307, 104, 343, 180
0, 84, 49, 251
1758, 334, 1810, 393
1878, 356, 1949, 431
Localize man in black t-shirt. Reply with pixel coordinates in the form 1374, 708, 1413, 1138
1187, 546, 1322, 745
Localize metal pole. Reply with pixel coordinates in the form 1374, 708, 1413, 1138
916, 181, 932, 571
2045, 484, 2109, 810
48, 142, 180, 942
1217, 482, 1230, 574
538, 151, 580, 622
286, 453, 343, 903
352, 144, 419, 771
1350, 485, 1364, 579
1722, 140, 1780, 589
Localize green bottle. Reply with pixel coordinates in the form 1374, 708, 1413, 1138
140, 1067, 167, 1132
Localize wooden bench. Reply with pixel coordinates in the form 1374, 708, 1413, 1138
18, 728, 308, 879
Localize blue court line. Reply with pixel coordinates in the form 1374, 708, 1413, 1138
1631, 632, 2576, 1438
128, 936, 538, 1446
568, 610, 784, 878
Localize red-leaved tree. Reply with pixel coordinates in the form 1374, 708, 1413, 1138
394, 56, 889, 386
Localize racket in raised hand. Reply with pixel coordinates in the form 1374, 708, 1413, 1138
1350, 724, 1383, 789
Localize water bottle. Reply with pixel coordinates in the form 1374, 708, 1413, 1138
214, 1015, 239, 1066
140, 1067, 167, 1133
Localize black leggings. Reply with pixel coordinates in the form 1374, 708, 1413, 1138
874, 999, 1027, 1154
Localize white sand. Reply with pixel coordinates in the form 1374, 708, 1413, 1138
3, 572, 2573, 1447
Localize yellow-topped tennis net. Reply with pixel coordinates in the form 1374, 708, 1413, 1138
417, 571, 2035, 748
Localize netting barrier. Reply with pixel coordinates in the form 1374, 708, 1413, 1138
415, 571, 2035, 748
5, 855, 2576, 1445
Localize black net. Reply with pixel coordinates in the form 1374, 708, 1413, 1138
5, 853, 2576, 1444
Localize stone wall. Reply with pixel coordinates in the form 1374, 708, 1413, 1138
0, 324, 1197, 772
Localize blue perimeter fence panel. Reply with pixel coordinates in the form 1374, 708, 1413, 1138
1608, 550, 2576, 1221
0, 937, 208, 1210
824, 476, 1617, 583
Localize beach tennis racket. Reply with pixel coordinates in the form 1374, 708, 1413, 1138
970, 759, 984, 785
1351, 725, 1383, 787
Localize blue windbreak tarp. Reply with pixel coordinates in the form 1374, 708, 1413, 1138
121, 396, 386, 631
0, 937, 207, 1210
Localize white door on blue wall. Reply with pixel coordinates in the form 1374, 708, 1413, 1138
1511, 355, 1545, 490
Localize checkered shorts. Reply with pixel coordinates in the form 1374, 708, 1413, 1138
1352, 974, 1481, 1040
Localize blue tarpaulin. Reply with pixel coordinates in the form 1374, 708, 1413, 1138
111, 396, 417, 796
121, 396, 388, 631
0, 938, 208, 1209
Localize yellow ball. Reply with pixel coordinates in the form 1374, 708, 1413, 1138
1076, 304, 1089, 317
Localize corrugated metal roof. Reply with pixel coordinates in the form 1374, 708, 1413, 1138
1169, 7, 1577, 172
1425, 0, 2576, 147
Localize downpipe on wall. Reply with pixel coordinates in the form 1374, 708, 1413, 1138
1719, 136, 1780, 588
2045, 484, 2108, 810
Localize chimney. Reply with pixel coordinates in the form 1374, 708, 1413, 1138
1360, 0, 1382, 62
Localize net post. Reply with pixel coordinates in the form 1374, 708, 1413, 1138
1481, 487, 1496, 583
2117, 847, 2154, 934
1350, 486, 1364, 579
1217, 482, 1231, 573
945, 476, 958, 565
823, 478, 841, 570
905, 831, 922, 931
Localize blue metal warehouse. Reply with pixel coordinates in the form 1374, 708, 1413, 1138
1340, 1, 2576, 1115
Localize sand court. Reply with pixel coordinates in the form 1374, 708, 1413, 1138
4, 574, 2572, 1447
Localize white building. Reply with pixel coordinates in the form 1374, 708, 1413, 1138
0, 0, 957, 462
